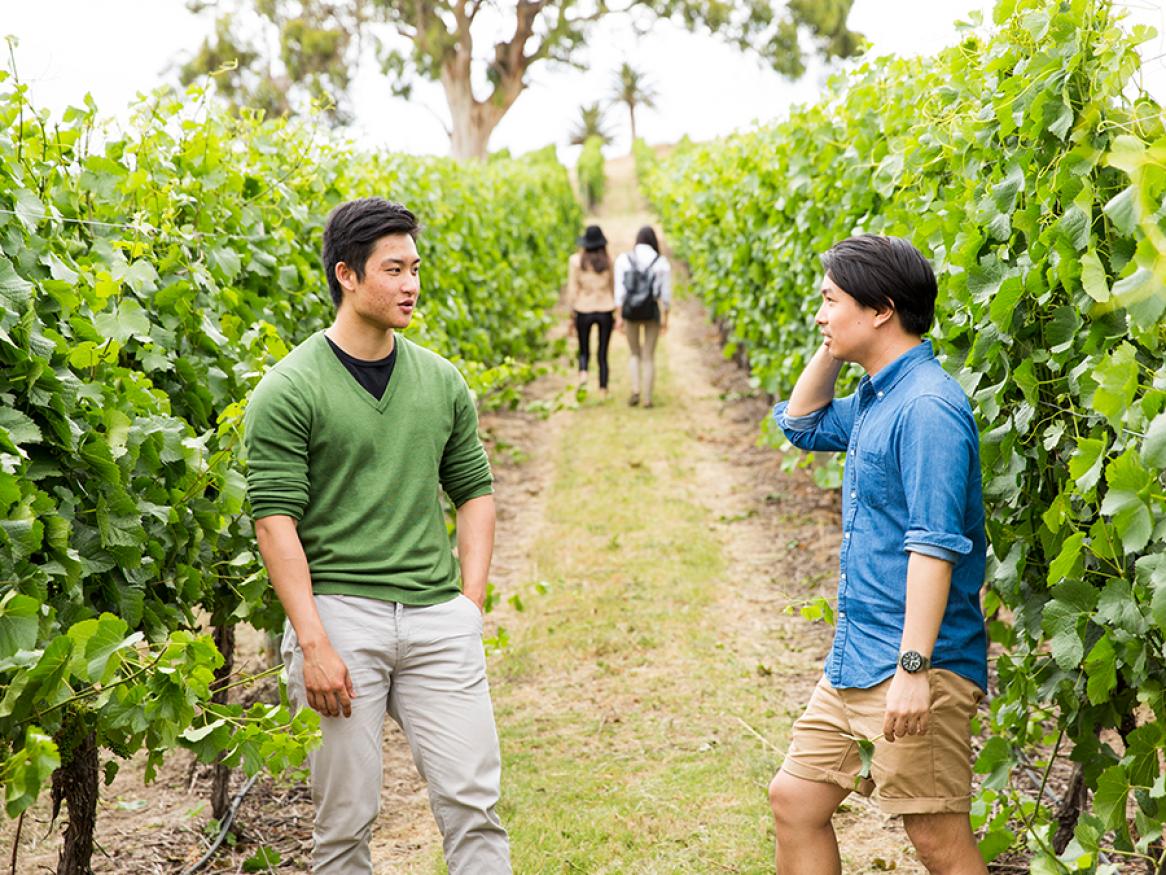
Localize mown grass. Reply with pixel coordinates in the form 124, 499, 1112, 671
475, 341, 786, 874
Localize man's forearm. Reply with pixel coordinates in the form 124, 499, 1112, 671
900, 552, 953, 659
786, 343, 845, 417
256, 514, 355, 716
883, 552, 953, 741
255, 514, 328, 649
456, 494, 496, 608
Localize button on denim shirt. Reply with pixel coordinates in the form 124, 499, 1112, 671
773, 341, 988, 691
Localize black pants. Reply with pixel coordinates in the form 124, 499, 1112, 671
575, 311, 614, 389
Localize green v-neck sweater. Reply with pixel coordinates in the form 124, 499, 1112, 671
243, 332, 493, 605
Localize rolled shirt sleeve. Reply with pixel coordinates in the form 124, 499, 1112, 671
896, 395, 977, 561
773, 393, 858, 452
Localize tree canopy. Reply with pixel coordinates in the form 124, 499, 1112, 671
181, 0, 864, 158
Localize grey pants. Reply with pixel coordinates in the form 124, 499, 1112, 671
283, 594, 511, 874
625, 319, 661, 404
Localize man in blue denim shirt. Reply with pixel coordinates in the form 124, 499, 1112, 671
767, 236, 988, 875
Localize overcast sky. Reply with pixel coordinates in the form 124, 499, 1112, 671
5, 1, 1165, 159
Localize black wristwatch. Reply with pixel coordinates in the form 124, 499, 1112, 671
899, 651, 931, 673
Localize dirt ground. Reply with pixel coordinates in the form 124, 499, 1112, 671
4, 155, 964, 873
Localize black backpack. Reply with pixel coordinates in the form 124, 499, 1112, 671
621, 253, 661, 321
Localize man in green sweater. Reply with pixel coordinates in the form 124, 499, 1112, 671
244, 197, 510, 874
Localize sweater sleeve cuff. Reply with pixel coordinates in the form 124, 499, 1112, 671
250, 502, 305, 522
773, 400, 825, 431
449, 482, 494, 508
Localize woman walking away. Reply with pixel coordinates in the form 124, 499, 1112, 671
567, 224, 618, 397
615, 226, 671, 408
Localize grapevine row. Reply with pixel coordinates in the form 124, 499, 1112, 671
641, 0, 1166, 868
0, 77, 579, 868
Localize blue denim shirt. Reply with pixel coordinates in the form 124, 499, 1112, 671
774, 341, 988, 691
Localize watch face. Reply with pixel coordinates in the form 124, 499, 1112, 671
900, 651, 924, 673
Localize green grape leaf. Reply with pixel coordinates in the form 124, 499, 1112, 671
1084, 633, 1117, 705
12, 189, 46, 230
1069, 437, 1108, 493
1142, 410, 1166, 468
1080, 249, 1110, 303
0, 408, 42, 448
1057, 205, 1089, 251
2, 727, 60, 817
0, 593, 40, 660
978, 827, 1015, 862
0, 255, 33, 313
1090, 343, 1138, 427
1137, 554, 1166, 634
1103, 186, 1137, 236
1047, 532, 1085, 585
1093, 765, 1130, 831
992, 164, 1024, 213
84, 614, 141, 684
123, 260, 159, 294
974, 736, 1014, 790
1096, 579, 1145, 634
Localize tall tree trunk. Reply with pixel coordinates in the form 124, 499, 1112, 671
440, 46, 524, 160
210, 622, 236, 821
448, 112, 495, 161
51, 726, 98, 875
629, 105, 638, 151
442, 57, 493, 160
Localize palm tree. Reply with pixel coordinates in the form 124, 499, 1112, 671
569, 103, 614, 147
610, 62, 658, 150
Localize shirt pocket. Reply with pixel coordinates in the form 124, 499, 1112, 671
859, 449, 893, 510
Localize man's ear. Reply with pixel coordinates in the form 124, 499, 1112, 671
872, 301, 897, 329
335, 261, 356, 294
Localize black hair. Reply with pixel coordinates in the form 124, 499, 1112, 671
322, 198, 420, 306
635, 225, 659, 252
582, 248, 610, 273
820, 235, 937, 335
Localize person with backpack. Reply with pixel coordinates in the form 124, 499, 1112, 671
566, 224, 618, 398
614, 226, 671, 407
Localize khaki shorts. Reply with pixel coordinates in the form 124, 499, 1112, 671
780, 670, 984, 814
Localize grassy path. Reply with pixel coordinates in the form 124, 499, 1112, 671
492, 302, 799, 873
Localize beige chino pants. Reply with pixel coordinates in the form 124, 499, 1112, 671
283, 594, 510, 874
625, 319, 661, 404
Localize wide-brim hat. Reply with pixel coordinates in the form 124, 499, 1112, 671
577, 225, 608, 250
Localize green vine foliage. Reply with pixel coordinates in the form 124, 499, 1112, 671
643, 0, 1166, 869
0, 74, 579, 824
577, 135, 606, 211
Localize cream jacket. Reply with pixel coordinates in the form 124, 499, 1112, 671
566, 252, 616, 313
